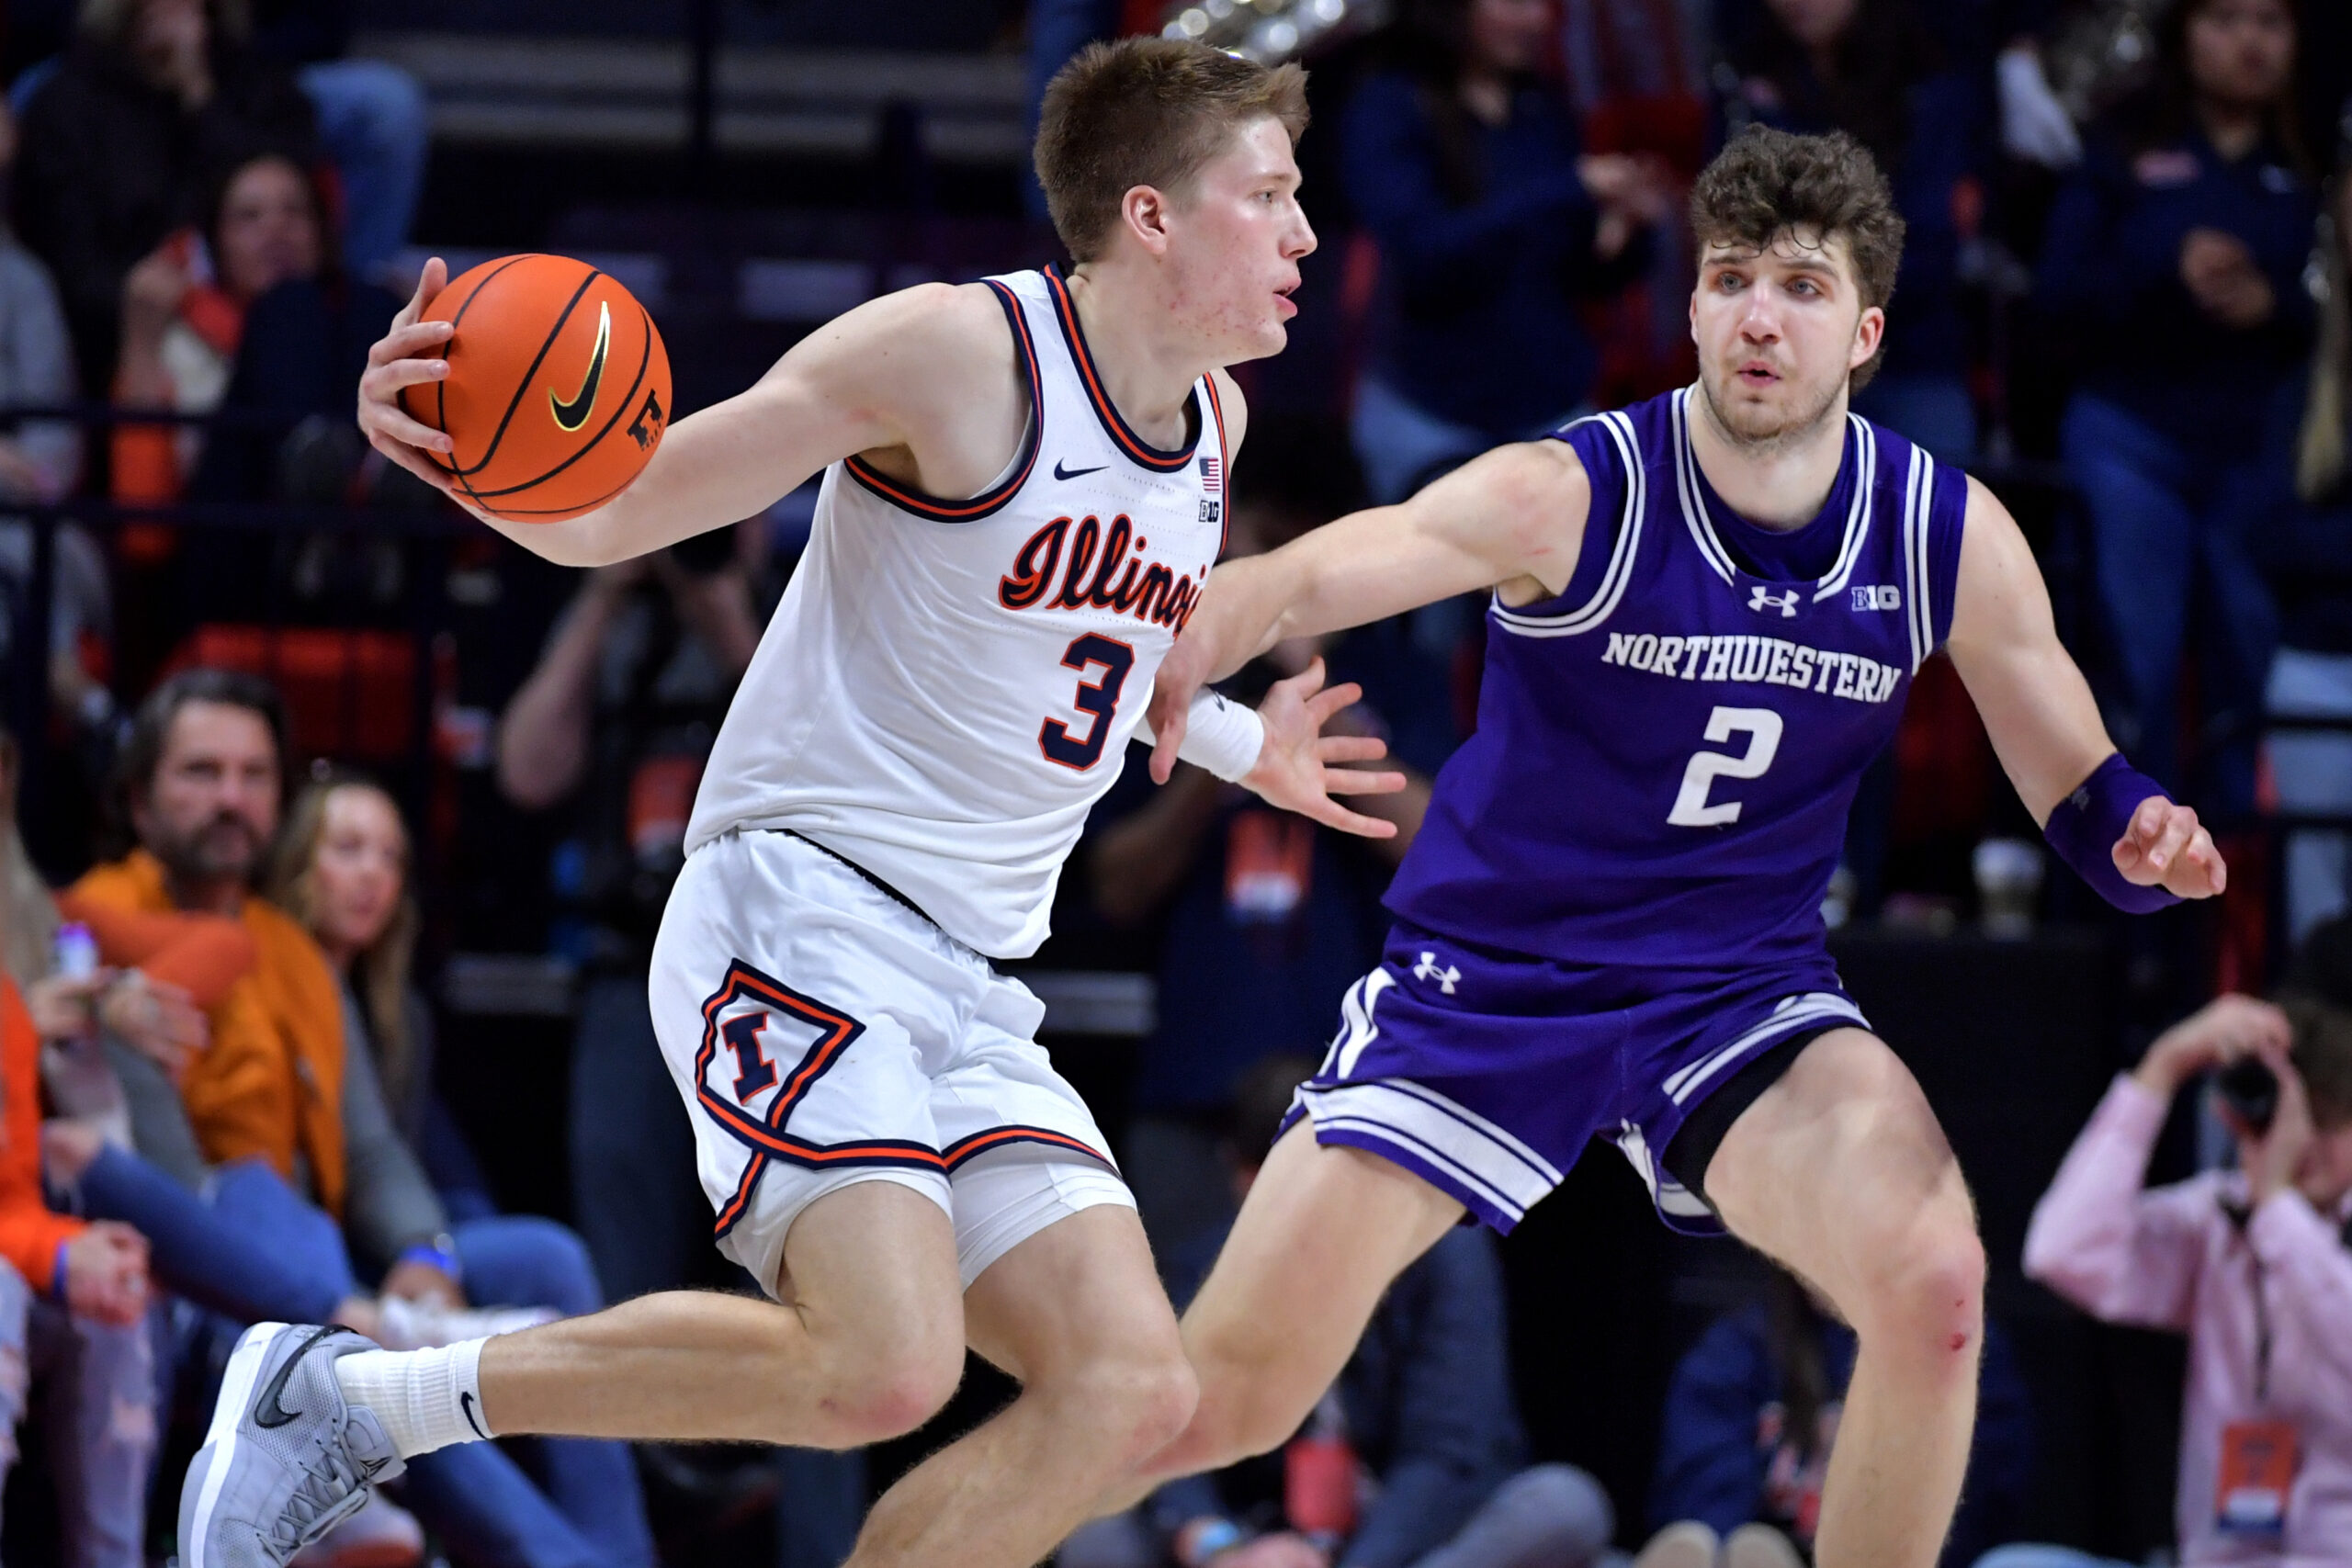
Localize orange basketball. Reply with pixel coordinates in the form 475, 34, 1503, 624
400, 254, 672, 522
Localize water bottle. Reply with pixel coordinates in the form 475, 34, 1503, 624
1284, 1390, 1358, 1550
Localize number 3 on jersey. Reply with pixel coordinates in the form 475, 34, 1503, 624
1039, 633, 1136, 771
1668, 705, 1783, 827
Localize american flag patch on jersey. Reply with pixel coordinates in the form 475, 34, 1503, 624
1199, 455, 1221, 492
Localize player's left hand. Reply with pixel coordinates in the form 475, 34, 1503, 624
1240, 658, 1406, 839
2111, 795, 2225, 899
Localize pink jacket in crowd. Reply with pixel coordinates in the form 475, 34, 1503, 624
2024, 1075, 2352, 1566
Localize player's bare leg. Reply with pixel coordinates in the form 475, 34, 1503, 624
484, 1184, 1199, 1568
474, 1180, 967, 1447
849, 1203, 1196, 1568
1702, 1028, 1984, 1568
1101, 1122, 1464, 1509
180, 1181, 970, 1566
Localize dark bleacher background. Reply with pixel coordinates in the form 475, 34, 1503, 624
0, 1, 2222, 1556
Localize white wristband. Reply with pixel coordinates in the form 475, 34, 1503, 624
1138, 692, 1265, 782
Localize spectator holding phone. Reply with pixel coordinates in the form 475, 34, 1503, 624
1992, 925, 2352, 1567
0, 975, 155, 1568
14, 0, 315, 399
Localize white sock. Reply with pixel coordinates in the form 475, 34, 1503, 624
334, 1338, 494, 1459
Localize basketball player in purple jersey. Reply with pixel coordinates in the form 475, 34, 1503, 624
1128, 127, 2226, 1566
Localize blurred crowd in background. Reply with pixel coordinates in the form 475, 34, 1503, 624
0, 0, 2349, 1563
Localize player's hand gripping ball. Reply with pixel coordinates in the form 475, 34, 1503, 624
396, 254, 672, 521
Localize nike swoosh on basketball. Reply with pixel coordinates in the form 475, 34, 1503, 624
1054, 459, 1106, 481
549, 300, 612, 433
254, 1325, 342, 1428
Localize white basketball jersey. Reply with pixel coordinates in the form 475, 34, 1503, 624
684, 267, 1230, 959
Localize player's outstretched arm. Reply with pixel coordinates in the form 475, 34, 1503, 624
1148, 439, 1589, 783
358, 258, 1023, 568
1944, 477, 2223, 902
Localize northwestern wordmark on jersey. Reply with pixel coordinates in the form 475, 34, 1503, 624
1600, 630, 1903, 704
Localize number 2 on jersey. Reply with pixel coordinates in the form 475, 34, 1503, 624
1039, 633, 1136, 771
1668, 705, 1783, 827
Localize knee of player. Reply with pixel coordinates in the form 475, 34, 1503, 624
828, 1337, 967, 1443
1853, 1206, 1985, 1365
1056, 1340, 1200, 1463
1114, 1346, 1201, 1459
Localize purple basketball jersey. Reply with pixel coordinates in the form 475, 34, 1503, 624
1385, 386, 1970, 972
1290, 389, 1973, 1235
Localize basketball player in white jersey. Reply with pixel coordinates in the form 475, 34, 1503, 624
179, 39, 1407, 1568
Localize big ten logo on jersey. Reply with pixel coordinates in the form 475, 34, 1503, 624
1850, 584, 1902, 612
997, 513, 1205, 634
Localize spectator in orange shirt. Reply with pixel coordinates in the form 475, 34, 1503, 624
72, 670, 353, 1215
74, 670, 658, 1568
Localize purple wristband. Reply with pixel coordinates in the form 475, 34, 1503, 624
2042, 753, 2182, 914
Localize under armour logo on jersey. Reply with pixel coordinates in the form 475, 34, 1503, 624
1850, 584, 1903, 612
1747, 586, 1799, 618
1412, 952, 1460, 994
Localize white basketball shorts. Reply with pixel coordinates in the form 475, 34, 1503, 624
648, 828, 1131, 1295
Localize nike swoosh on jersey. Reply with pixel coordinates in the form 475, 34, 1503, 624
1053, 459, 1106, 480
549, 300, 612, 433
254, 1325, 343, 1428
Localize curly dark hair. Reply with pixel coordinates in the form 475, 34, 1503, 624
1035, 37, 1309, 263
1688, 126, 1907, 386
